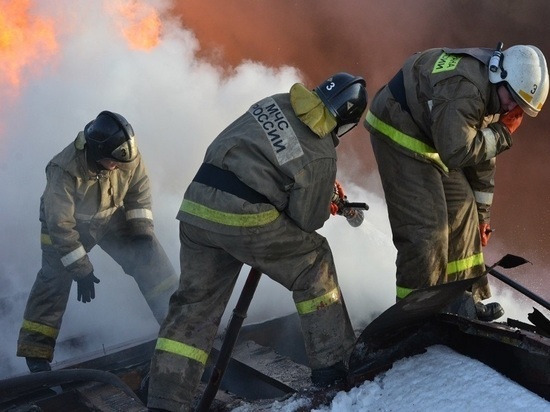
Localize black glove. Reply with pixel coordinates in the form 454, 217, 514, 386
77, 272, 100, 303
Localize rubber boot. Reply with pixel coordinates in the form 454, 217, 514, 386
311, 361, 348, 387
443, 291, 477, 319
26, 357, 51, 373
475, 302, 505, 321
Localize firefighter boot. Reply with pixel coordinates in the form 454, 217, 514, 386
311, 361, 348, 387
26, 357, 51, 373
475, 302, 505, 321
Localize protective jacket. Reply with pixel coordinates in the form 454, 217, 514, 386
178, 93, 337, 233
40, 132, 154, 280
149, 92, 356, 411
365, 48, 513, 300
17, 133, 178, 361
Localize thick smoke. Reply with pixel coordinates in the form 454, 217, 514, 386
1, 0, 549, 379
174, 0, 550, 313
174, 0, 550, 290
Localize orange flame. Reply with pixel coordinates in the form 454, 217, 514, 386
108, 0, 162, 51
0, 0, 58, 91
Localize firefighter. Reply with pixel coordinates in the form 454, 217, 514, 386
17, 111, 179, 373
147, 73, 368, 412
364, 44, 549, 321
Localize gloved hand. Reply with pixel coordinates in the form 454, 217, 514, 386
77, 271, 100, 303
499, 106, 523, 134
479, 223, 492, 247
330, 180, 345, 215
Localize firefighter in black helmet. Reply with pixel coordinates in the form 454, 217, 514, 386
84, 111, 138, 165
147, 73, 368, 412
17, 111, 178, 373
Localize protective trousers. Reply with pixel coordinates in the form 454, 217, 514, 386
147, 217, 355, 412
370, 135, 490, 301
17, 230, 178, 361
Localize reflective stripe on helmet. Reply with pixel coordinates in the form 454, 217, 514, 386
180, 199, 280, 227
295, 287, 340, 315
365, 111, 449, 172
155, 337, 209, 365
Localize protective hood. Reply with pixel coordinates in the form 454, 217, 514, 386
290, 83, 337, 138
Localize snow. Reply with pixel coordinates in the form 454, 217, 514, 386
233, 345, 550, 412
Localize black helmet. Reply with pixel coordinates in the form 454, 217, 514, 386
314, 72, 368, 136
84, 111, 137, 162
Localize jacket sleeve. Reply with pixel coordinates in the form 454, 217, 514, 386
430, 78, 513, 169
123, 156, 155, 239
285, 158, 336, 233
463, 158, 496, 224
42, 163, 93, 280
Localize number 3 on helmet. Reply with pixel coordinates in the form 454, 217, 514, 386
315, 72, 368, 136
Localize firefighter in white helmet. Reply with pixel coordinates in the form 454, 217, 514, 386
364, 44, 548, 321
147, 73, 368, 412
17, 111, 179, 373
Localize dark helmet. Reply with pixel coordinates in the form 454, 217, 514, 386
84, 111, 137, 162
314, 72, 368, 136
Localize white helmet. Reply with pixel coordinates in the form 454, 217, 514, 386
489, 45, 549, 117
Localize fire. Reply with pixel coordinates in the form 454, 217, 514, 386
108, 0, 162, 51
0, 0, 58, 91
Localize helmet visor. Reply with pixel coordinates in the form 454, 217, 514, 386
336, 123, 358, 137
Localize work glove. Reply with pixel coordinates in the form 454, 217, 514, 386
330, 180, 365, 227
77, 271, 100, 303
330, 181, 345, 215
479, 223, 492, 247
499, 106, 523, 134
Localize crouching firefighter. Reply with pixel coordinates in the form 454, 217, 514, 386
17, 111, 179, 373
147, 72, 369, 412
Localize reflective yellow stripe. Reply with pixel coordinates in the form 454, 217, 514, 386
366, 111, 449, 173
40, 233, 52, 245
22, 320, 59, 339
397, 253, 484, 299
447, 253, 484, 276
155, 337, 208, 365
396, 285, 414, 300
143, 276, 178, 301
295, 287, 340, 315
181, 199, 280, 227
